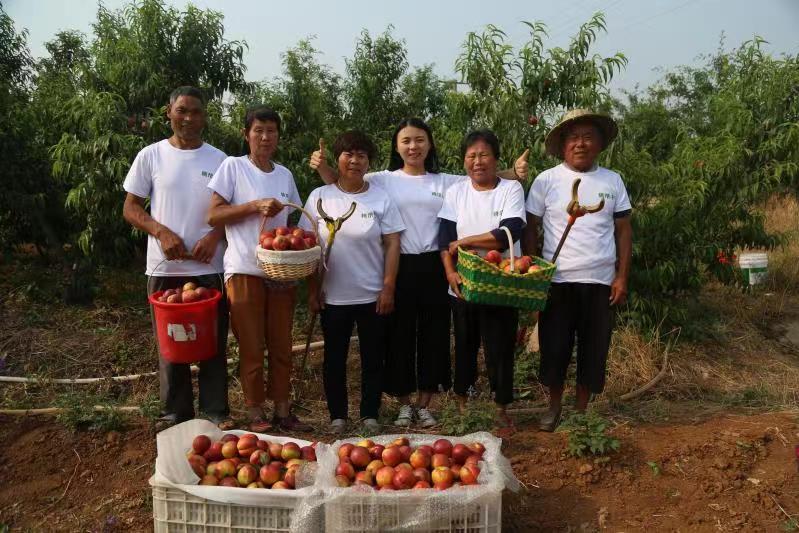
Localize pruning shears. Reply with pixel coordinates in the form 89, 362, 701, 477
316, 198, 357, 269
294, 198, 357, 400
550, 178, 605, 263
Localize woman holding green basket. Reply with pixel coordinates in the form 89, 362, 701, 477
437, 129, 527, 432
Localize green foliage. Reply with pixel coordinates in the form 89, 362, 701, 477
646, 460, 661, 476
55, 391, 126, 432
439, 397, 495, 435
559, 410, 620, 457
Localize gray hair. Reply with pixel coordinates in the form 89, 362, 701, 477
169, 86, 206, 106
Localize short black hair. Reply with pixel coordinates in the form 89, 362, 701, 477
388, 117, 440, 173
169, 86, 206, 106
332, 130, 377, 161
461, 129, 500, 160
244, 105, 281, 134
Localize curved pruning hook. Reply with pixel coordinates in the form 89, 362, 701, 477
551, 178, 605, 263
316, 198, 356, 263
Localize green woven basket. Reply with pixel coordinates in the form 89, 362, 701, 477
457, 247, 556, 311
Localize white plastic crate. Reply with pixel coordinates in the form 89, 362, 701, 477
322, 486, 502, 532
317, 432, 515, 533
152, 481, 299, 532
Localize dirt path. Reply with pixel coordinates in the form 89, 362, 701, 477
0, 411, 796, 532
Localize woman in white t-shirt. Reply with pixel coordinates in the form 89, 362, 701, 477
300, 130, 404, 435
437, 129, 527, 433
207, 105, 310, 434
309, 118, 529, 429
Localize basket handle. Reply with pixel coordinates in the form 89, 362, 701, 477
257, 201, 322, 249
500, 226, 516, 272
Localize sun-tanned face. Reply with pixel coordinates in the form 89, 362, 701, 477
464, 139, 498, 186
337, 149, 370, 181
562, 122, 602, 172
167, 95, 206, 143
245, 119, 279, 160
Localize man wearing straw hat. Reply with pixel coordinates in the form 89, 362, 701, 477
522, 109, 633, 431
123, 86, 231, 431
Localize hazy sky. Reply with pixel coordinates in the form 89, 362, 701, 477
5, 0, 798, 95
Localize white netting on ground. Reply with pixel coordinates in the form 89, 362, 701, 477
151, 423, 519, 532
290, 431, 520, 532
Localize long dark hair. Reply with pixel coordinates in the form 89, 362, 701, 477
388, 118, 440, 173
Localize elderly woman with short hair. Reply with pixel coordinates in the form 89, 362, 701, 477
438, 129, 527, 432
301, 130, 405, 435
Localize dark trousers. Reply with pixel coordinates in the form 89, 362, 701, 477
450, 297, 518, 405
383, 252, 452, 396
148, 274, 229, 421
320, 303, 386, 420
538, 282, 613, 394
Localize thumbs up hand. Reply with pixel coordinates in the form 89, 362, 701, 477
310, 138, 329, 173
514, 148, 530, 180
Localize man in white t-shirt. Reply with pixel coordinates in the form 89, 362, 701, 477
523, 109, 633, 431
123, 86, 230, 430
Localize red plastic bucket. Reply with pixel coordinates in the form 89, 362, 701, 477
148, 289, 222, 364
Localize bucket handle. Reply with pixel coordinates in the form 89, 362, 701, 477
146, 257, 225, 297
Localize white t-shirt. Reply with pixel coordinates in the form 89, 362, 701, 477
438, 178, 527, 296
365, 170, 463, 254
207, 156, 301, 281
123, 140, 227, 277
299, 184, 405, 305
526, 163, 632, 285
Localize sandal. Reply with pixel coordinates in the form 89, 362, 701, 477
272, 413, 312, 432
206, 413, 236, 431
248, 416, 273, 433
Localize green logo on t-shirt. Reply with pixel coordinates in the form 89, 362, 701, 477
201, 170, 214, 179
492, 209, 504, 217
361, 212, 375, 219
280, 192, 289, 199
431, 191, 443, 198
598, 192, 615, 200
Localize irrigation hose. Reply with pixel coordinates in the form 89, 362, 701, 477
0, 337, 357, 385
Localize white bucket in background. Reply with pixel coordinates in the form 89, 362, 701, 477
738, 252, 768, 286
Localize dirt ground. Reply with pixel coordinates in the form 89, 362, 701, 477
0, 410, 796, 532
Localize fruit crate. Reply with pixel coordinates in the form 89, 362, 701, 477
322, 485, 501, 532
152, 481, 294, 532
151, 477, 323, 532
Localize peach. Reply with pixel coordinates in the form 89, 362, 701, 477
433, 439, 453, 457
206, 462, 219, 477
192, 435, 212, 455
335, 462, 355, 480
409, 450, 430, 469
369, 444, 385, 460
271, 481, 291, 490
431, 466, 454, 486
220, 434, 239, 444
259, 464, 281, 486
237, 464, 258, 486
451, 444, 472, 464
392, 468, 416, 490
338, 443, 354, 460
283, 467, 297, 489
395, 463, 412, 472
382, 446, 402, 467
199, 474, 219, 486
391, 437, 410, 447
281, 442, 301, 461
431, 453, 450, 468
182, 282, 197, 291
216, 459, 236, 479
460, 464, 480, 485
365, 459, 384, 476
219, 476, 240, 488
221, 441, 238, 459
412, 467, 431, 483
413, 480, 431, 489
300, 446, 316, 462
354, 470, 374, 486
349, 446, 371, 469
268, 442, 283, 460
468, 442, 486, 458
375, 466, 395, 487
250, 450, 270, 467
357, 439, 375, 449
335, 474, 351, 487
246, 481, 265, 489
398, 445, 413, 462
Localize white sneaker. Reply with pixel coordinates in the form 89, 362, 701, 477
416, 407, 438, 428
362, 418, 381, 434
393, 404, 413, 427
330, 418, 347, 434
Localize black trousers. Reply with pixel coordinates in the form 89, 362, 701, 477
450, 297, 518, 406
538, 282, 613, 394
320, 303, 386, 420
383, 252, 452, 397
148, 274, 229, 421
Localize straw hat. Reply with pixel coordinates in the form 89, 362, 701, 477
544, 108, 618, 158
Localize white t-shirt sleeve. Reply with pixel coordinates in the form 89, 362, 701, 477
380, 197, 406, 235
365, 170, 390, 187
122, 149, 152, 199
207, 157, 236, 202
437, 187, 459, 222
287, 171, 301, 213
525, 172, 548, 216
505, 180, 527, 221
614, 174, 632, 213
